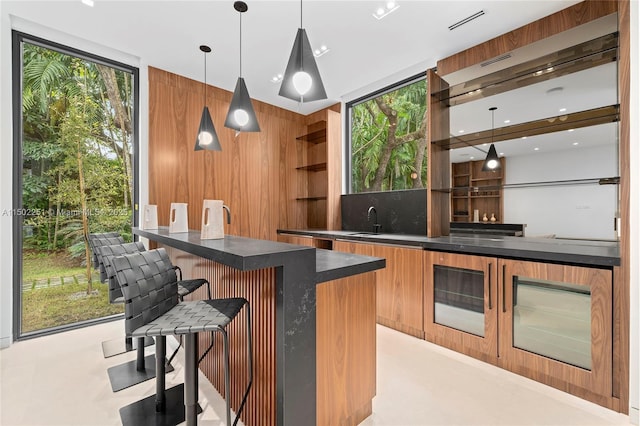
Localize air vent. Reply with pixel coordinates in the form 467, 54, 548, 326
448, 10, 485, 31
480, 54, 512, 67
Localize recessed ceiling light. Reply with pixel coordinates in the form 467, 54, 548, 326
458, 130, 465, 133
373, 2, 399, 19
470, 156, 475, 160
483, 143, 488, 146
81, 0, 94, 6
534, 70, 543, 76
573, 142, 579, 146
568, 129, 574, 132
271, 74, 283, 83
313, 45, 330, 58
521, 136, 527, 139
546, 66, 554, 72
499, 152, 504, 156
534, 147, 540, 151
559, 107, 567, 112
504, 119, 510, 124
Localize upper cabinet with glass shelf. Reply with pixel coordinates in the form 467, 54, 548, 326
432, 12, 620, 241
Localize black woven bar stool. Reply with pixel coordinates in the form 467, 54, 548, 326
98, 241, 212, 392
98, 241, 174, 392
113, 248, 253, 426
88, 233, 153, 359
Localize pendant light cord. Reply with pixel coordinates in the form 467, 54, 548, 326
203, 51, 207, 106
489, 106, 497, 143
299, 0, 304, 74
239, 11, 242, 78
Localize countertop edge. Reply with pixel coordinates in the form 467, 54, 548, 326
277, 229, 621, 268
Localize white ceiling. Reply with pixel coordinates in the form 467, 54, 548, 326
2, 0, 582, 115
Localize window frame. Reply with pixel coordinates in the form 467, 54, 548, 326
11, 30, 140, 340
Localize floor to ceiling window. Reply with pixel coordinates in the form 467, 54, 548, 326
347, 75, 427, 193
12, 32, 138, 338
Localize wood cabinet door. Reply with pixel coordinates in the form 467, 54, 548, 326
276, 234, 315, 247
334, 241, 424, 338
499, 259, 613, 406
424, 251, 498, 363
370, 244, 424, 338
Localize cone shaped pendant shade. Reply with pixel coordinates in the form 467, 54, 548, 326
481, 143, 500, 171
279, 9, 327, 103
194, 45, 222, 151
225, 77, 260, 132
195, 106, 222, 151
482, 106, 500, 171
225, 2, 260, 132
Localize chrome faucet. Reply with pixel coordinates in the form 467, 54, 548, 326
367, 206, 381, 233
222, 204, 231, 224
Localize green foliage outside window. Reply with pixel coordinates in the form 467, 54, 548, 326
350, 78, 428, 193
21, 43, 135, 255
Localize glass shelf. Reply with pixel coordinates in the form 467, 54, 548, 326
434, 176, 620, 193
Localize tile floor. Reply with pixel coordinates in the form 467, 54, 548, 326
0, 320, 633, 426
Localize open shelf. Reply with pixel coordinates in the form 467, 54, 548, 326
296, 163, 327, 172
296, 196, 327, 201
296, 121, 327, 144
451, 158, 505, 223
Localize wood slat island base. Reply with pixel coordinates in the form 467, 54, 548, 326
137, 227, 384, 426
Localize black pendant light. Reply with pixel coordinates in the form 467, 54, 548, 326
195, 45, 222, 151
482, 106, 501, 171
224, 1, 260, 132
279, 0, 327, 103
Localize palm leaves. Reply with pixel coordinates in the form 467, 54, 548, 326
20, 41, 134, 255
351, 79, 428, 192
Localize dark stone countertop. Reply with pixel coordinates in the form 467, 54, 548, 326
135, 227, 385, 282
277, 229, 620, 267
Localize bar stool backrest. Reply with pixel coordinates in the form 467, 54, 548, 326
88, 232, 122, 268
97, 242, 146, 303
112, 248, 179, 335
94, 237, 126, 281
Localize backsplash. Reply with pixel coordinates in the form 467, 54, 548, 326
341, 189, 427, 235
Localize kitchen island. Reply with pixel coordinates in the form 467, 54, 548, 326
134, 227, 385, 426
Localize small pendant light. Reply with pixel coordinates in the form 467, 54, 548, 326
224, 1, 260, 132
279, 0, 327, 103
195, 45, 222, 151
482, 106, 501, 171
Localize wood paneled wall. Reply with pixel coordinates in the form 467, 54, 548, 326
148, 67, 340, 239
615, 0, 630, 413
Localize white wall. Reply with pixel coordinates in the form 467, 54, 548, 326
503, 145, 617, 239
0, 5, 14, 349
0, 11, 148, 348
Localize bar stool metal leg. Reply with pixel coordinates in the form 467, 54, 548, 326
156, 336, 166, 412
184, 333, 199, 426
222, 329, 231, 426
